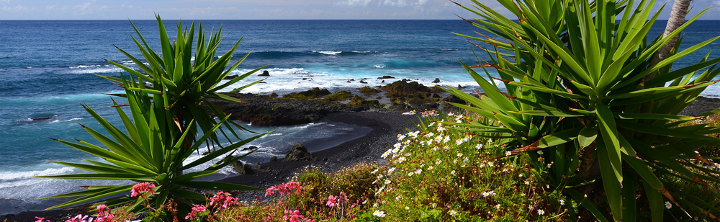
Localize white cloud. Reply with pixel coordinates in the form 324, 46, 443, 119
340, 0, 372, 6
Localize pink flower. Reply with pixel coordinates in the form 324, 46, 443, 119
65, 214, 93, 222
95, 214, 114, 222
96, 205, 108, 215
185, 204, 207, 220
94, 204, 114, 222
283, 210, 304, 222
95, 204, 115, 222
35, 217, 49, 222
326, 192, 348, 208
209, 192, 238, 209
264, 181, 303, 197
326, 195, 338, 208
130, 182, 156, 197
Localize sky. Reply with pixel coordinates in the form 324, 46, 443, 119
0, 0, 718, 20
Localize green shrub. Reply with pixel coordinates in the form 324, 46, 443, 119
447, 0, 720, 220
374, 113, 568, 221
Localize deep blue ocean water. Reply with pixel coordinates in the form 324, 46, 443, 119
1, 20, 719, 214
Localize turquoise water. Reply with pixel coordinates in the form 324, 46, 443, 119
1, 20, 719, 214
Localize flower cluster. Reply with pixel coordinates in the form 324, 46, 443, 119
326, 192, 348, 208
209, 191, 238, 209
283, 209, 305, 222
371, 112, 568, 220
130, 182, 156, 197
373, 210, 386, 217
94, 205, 114, 222
185, 204, 208, 220
265, 181, 303, 197
421, 110, 439, 117
64, 214, 93, 222
62, 204, 119, 222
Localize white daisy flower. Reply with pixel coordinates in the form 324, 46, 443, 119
373, 210, 386, 217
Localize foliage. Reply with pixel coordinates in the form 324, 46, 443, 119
38, 15, 267, 213
177, 163, 380, 221
447, 0, 720, 220
287, 163, 379, 220
375, 113, 568, 221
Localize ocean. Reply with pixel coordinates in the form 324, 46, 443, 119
1, 20, 719, 214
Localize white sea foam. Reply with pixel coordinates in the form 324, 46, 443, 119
49, 117, 84, 123
0, 91, 121, 105
69, 64, 102, 69
0, 167, 75, 182
314, 50, 342, 55
218, 67, 479, 95
67, 66, 122, 74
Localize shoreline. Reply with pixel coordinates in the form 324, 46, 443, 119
220, 111, 417, 202
0, 111, 418, 221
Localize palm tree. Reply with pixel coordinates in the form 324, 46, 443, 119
646, 0, 692, 83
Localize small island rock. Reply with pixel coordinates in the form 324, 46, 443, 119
284, 143, 314, 161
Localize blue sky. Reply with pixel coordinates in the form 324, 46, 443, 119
0, 0, 718, 20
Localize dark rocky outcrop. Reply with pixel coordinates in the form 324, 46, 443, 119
211, 93, 366, 126
212, 80, 465, 126
258, 70, 270, 76
282, 87, 331, 100
347, 95, 382, 109
359, 86, 380, 96
377, 75, 395, 79
381, 79, 441, 99
432, 78, 441, 83
284, 143, 314, 161
324, 91, 353, 102
234, 162, 255, 175
381, 80, 443, 111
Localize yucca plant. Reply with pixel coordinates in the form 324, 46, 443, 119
102, 15, 265, 147
38, 16, 267, 213
447, 0, 720, 221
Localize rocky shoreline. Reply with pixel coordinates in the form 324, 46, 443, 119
212, 79, 465, 126
3, 79, 720, 221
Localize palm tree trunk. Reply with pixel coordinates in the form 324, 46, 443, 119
643, 0, 692, 85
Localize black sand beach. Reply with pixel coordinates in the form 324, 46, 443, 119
0, 111, 418, 222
